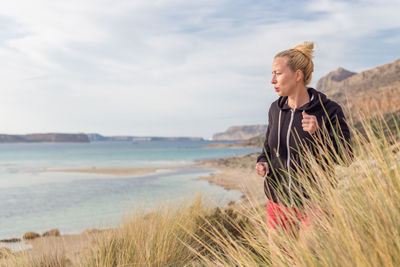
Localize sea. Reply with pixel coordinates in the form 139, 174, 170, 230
0, 140, 258, 249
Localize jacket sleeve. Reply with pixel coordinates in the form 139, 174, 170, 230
327, 105, 354, 165
257, 106, 272, 163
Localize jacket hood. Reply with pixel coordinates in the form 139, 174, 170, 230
277, 87, 330, 112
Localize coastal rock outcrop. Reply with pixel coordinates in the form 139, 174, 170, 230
0, 238, 21, 243
23, 232, 40, 240
316, 58, 400, 118
42, 228, 60, 237
212, 125, 267, 141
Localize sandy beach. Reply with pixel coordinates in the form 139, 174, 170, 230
0, 229, 110, 265
195, 153, 266, 203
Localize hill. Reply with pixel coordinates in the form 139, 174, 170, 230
87, 134, 203, 142
316, 58, 400, 119
0, 133, 89, 143
212, 125, 266, 141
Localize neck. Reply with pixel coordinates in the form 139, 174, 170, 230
287, 86, 310, 110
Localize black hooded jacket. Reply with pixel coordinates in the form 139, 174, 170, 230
257, 87, 352, 206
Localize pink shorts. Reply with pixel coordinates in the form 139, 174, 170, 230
266, 200, 310, 230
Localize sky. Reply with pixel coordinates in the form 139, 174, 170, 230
0, 0, 399, 138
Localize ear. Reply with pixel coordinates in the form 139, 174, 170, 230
295, 69, 304, 83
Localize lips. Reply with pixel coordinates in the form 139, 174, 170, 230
274, 87, 279, 92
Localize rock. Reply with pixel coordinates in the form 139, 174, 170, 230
316, 58, 400, 118
315, 67, 356, 93
212, 125, 267, 141
227, 200, 236, 207
23, 232, 40, 240
0, 247, 12, 259
42, 228, 60, 237
0, 238, 21, 243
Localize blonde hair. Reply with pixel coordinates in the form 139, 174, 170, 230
275, 41, 315, 85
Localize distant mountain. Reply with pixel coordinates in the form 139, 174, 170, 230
212, 125, 267, 141
315, 67, 357, 93
0, 133, 204, 143
316, 58, 400, 119
0, 133, 89, 143
87, 133, 203, 142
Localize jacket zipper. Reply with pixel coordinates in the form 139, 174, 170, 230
287, 109, 295, 206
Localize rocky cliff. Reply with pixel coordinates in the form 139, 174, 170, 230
212, 125, 267, 141
316, 58, 400, 119
315, 67, 357, 93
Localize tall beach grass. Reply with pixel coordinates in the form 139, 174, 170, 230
3, 111, 400, 266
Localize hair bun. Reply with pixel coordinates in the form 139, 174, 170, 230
293, 41, 314, 59
274, 41, 315, 85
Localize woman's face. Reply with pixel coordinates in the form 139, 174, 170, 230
271, 56, 297, 97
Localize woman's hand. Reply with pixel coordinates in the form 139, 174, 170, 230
256, 162, 269, 177
302, 111, 318, 135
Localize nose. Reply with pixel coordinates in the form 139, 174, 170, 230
271, 75, 277, 84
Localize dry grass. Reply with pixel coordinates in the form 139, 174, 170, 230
4, 111, 400, 266
189, 111, 400, 267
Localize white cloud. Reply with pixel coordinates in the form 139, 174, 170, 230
0, 0, 398, 137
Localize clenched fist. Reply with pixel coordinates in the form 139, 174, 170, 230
302, 111, 318, 135
256, 162, 269, 177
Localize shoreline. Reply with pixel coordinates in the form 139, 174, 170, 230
1, 153, 265, 263
193, 153, 265, 203
44, 156, 263, 201
46, 154, 264, 201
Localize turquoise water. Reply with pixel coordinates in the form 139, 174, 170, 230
0, 141, 258, 243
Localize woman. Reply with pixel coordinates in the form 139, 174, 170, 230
256, 42, 352, 229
